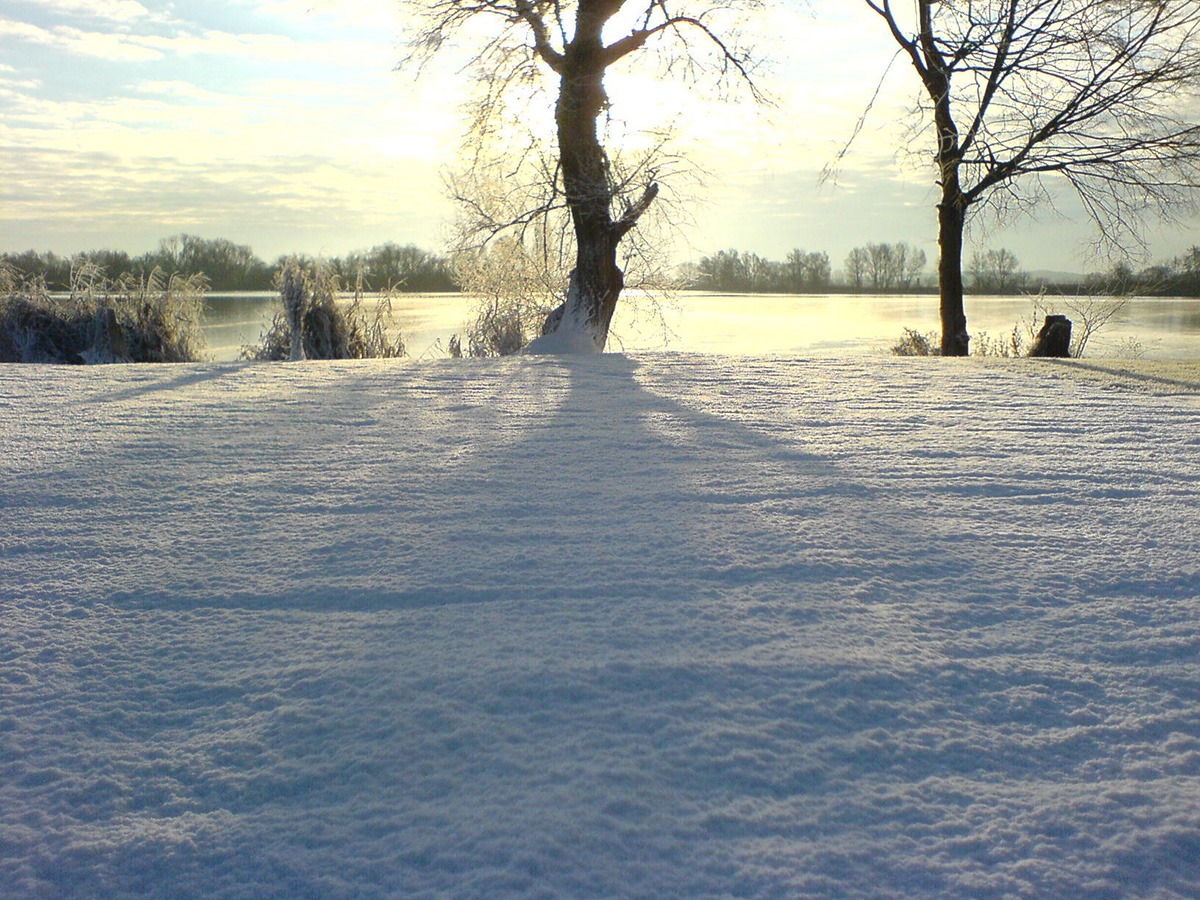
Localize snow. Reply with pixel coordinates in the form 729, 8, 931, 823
524, 295, 605, 355
2, 354, 1199, 897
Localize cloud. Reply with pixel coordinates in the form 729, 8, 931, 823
0, 135, 451, 257
248, 0, 406, 34
0, 67, 41, 93
1, 14, 383, 68
0, 17, 163, 61
20, 0, 153, 23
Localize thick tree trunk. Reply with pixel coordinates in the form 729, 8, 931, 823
531, 1, 632, 353
937, 192, 971, 357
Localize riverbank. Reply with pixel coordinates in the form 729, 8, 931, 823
2, 354, 1198, 896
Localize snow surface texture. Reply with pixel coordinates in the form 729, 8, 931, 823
2, 355, 1199, 898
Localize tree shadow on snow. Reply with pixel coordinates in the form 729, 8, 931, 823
10, 354, 1197, 897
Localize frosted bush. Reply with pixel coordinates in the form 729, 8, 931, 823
242, 260, 407, 361
891, 327, 940, 356
0, 261, 207, 364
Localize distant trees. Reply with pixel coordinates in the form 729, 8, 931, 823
1078, 248, 1200, 295
689, 240, 1200, 297
843, 248, 869, 290
784, 250, 833, 291
693, 248, 831, 292
338, 243, 456, 292
1169, 246, 1200, 294
146, 235, 273, 290
0, 251, 73, 290
969, 249, 1026, 293
1, 237, 456, 293
844, 242, 926, 290
0, 236, 274, 291
865, 0, 1200, 355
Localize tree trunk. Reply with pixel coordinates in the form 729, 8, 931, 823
937, 190, 970, 356
918, 0, 971, 357
532, 2, 629, 353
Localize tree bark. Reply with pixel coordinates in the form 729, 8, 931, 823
910, 0, 972, 357
533, 0, 659, 352
535, 4, 620, 350
937, 190, 970, 356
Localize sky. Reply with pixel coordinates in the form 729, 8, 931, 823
2, 0, 1199, 274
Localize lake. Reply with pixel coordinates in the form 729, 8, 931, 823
203, 292, 1200, 361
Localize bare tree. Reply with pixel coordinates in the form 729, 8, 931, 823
848, 242, 927, 289
866, 242, 892, 289
844, 246, 869, 288
784, 249, 832, 289
864, 0, 1200, 355
409, 1, 758, 353
969, 248, 1026, 292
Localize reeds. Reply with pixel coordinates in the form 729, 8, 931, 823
0, 261, 207, 364
241, 260, 407, 361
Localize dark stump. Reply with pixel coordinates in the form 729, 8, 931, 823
1029, 314, 1072, 358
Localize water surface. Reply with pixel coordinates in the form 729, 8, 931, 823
203, 292, 1200, 361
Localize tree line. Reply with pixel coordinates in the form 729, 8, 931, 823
1, 235, 457, 293
969, 245, 1200, 297
14, 234, 1200, 298
689, 243, 1200, 296
687, 245, 926, 292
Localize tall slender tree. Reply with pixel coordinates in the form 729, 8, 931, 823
865, 0, 1200, 355
411, 1, 758, 352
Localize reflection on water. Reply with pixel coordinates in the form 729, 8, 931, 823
202, 292, 477, 361
203, 292, 1200, 361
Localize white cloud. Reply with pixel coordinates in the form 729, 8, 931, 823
247, 0, 406, 34
133, 79, 228, 101
20, 0, 152, 23
0, 142, 451, 256
54, 23, 167, 61
0, 14, 388, 69
0, 17, 163, 60
0, 17, 53, 42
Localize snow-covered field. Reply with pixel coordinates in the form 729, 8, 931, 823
2, 354, 1199, 897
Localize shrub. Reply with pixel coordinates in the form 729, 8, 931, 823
891, 327, 940, 356
0, 261, 207, 364
242, 260, 407, 361
449, 238, 560, 357
463, 297, 534, 357
972, 325, 1027, 358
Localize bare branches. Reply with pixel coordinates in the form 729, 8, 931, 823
614, 181, 660, 238
405, 2, 760, 252
601, 10, 764, 100
515, 0, 565, 72
862, 0, 1200, 353
870, 0, 1200, 253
